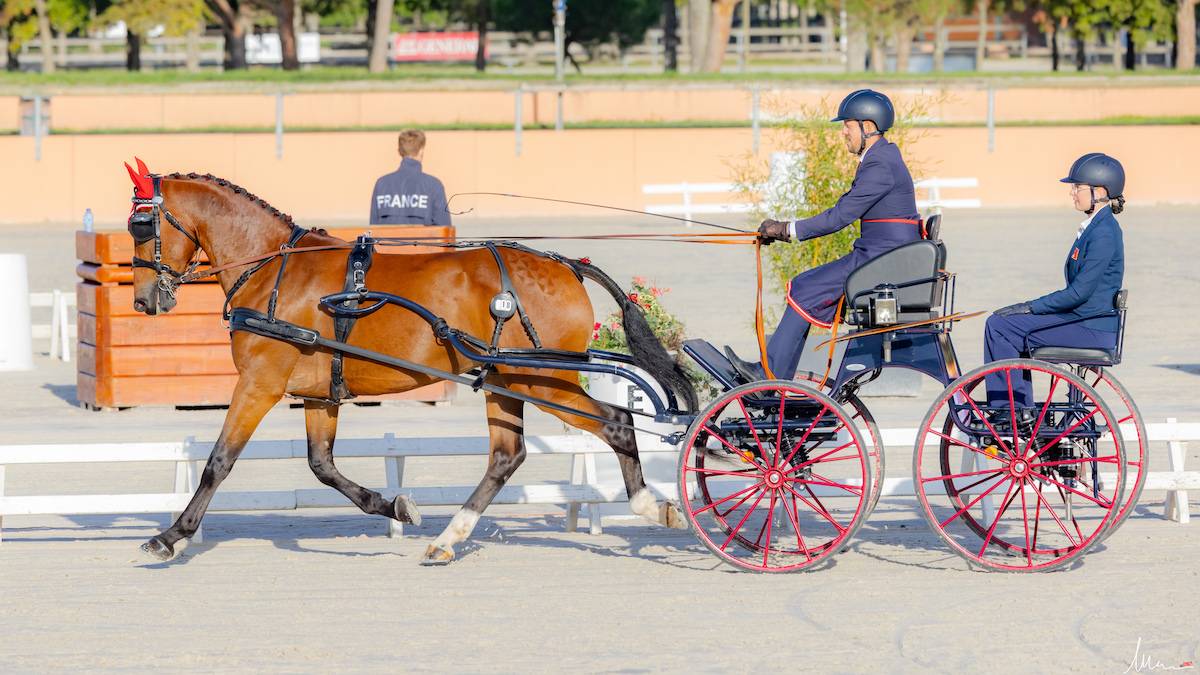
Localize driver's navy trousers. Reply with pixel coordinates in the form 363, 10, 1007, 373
766, 308, 812, 380
983, 313, 1117, 406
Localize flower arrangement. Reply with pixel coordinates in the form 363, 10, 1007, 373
588, 277, 719, 402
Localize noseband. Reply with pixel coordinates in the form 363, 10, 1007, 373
129, 175, 202, 299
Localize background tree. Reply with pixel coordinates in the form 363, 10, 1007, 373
100, 0, 206, 71
494, 0, 661, 72
48, 0, 90, 70
686, 0, 708, 71
701, 0, 736, 72
1178, 0, 1196, 69
1, 0, 40, 71
662, 0, 678, 71
34, 0, 54, 72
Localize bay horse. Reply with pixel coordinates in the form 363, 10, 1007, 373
123, 159, 697, 565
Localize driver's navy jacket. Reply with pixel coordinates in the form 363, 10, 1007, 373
1029, 205, 1123, 331
785, 137, 921, 327
369, 157, 452, 226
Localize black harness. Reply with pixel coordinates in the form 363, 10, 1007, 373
129, 175, 202, 299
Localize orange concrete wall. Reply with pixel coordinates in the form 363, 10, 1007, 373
0, 124, 1195, 226
18, 83, 1200, 132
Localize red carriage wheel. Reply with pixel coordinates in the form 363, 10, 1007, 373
913, 359, 1126, 572
678, 380, 871, 573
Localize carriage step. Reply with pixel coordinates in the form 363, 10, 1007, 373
682, 339, 742, 390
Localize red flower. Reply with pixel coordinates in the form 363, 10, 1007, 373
579, 257, 591, 265
593, 322, 601, 330
629, 292, 639, 303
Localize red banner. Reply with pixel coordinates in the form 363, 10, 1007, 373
392, 32, 482, 62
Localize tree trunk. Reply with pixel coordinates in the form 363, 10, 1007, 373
1075, 33, 1086, 71
33, 0, 55, 74
1051, 22, 1059, 71
846, 19, 868, 73
662, 0, 678, 71
207, 0, 247, 70
895, 23, 914, 73
57, 28, 67, 69
1123, 27, 1135, 70
687, 0, 710, 73
933, 12, 946, 72
869, 29, 885, 73
278, 0, 299, 70
368, 0, 393, 73
703, 0, 738, 72
974, 0, 988, 70
1179, 0, 1197, 71
126, 31, 141, 71
186, 28, 201, 72
366, 0, 376, 66
474, 0, 488, 72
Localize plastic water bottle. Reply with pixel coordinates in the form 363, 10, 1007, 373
83, 208, 94, 232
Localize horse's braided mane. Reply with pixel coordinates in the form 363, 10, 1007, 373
167, 172, 296, 228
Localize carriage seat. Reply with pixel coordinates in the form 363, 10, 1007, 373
843, 232, 948, 328
1027, 290, 1128, 368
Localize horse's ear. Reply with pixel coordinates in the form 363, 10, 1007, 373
124, 160, 152, 198
135, 156, 149, 176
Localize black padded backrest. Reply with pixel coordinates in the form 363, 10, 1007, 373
924, 213, 941, 241
844, 240, 946, 311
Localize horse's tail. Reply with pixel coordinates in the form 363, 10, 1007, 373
567, 259, 698, 413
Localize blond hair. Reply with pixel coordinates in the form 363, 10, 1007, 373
397, 130, 426, 158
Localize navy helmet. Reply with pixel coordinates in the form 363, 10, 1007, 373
1060, 152, 1125, 199
832, 89, 895, 133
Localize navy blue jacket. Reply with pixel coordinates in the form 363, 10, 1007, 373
785, 138, 921, 327
369, 158, 452, 226
1029, 205, 1124, 331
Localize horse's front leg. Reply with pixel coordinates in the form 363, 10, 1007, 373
422, 392, 526, 565
140, 371, 286, 562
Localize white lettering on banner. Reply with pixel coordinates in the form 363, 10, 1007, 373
392, 31, 483, 62
378, 194, 430, 210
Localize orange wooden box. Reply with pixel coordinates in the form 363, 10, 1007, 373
76, 225, 456, 408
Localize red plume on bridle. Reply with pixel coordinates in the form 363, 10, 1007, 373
124, 157, 153, 199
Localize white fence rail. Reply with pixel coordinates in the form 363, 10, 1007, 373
29, 290, 75, 361
1, 420, 1194, 545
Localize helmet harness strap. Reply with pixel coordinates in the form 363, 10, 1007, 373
855, 120, 883, 156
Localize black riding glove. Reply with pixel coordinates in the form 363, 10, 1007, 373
758, 219, 791, 245
994, 302, 1033, 317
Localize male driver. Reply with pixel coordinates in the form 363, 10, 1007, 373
726, 89, 922, 382
369, 129, 452, 226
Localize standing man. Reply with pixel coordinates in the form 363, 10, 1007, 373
369, 129, 452, 226
726, 89, 922, 382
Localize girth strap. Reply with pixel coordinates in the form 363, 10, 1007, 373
330, 236, 376, 402
486, 241, 542, 350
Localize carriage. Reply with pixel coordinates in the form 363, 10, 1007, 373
125, 166, 1144, 571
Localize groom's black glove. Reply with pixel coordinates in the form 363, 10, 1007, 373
994, 302, 1033, 317
757, 219, 791, 245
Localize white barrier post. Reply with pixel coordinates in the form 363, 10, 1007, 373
0, 464, 6, 544
0, 254, 34, 372
384, 433, 406, 538
57, 292, 70, 362
565, 453, 584, 532
1164, 418, 1190, 524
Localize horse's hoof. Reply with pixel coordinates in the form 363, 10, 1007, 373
660, 501, 689, 530
140, 536, 175, 562
420, 544, 454, 566
393, 494, 422, 527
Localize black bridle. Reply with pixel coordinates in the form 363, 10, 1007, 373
129, 175, 202, 299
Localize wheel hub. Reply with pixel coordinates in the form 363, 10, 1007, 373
1009, 459, 1030, 478
764, 469, 786, 489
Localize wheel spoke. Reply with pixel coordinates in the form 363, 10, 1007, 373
961, 385, 1013, 457
691, 481, 763, 516
977, 479, 1020, 558
802, 471, 863, 496
720, 488, 770, 551
1031, 455, 1119, 469
761, 491, 778, 567
780, 404, 830, 467
686, 466, 761, 477
1020, 478, 1033, 567
737, 398, 769, 464
1006, 369, 1019, 457
1033, 482, 1079, 548
783, 440, 855, 475
702, 424, 761, 467
774, 392, 786, 466
782, 484, 846, 533
1032, 473, 1112, 509
937, 474, 1009, 529
716, 481, 767, 518
1023, 375, 1059, 457
780, 491, 812, 562
928, 429, 1008, 464
1026, 409, 1100, 463
921, 467, 1005, 484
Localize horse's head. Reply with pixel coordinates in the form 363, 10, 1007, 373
124, 158, 202, 315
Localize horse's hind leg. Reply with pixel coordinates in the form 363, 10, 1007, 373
422, 392, 526, 565
141, 374, 283, 561
510, 374, 686, 530
303, 401, 421, 526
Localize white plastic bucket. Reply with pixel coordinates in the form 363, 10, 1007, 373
0, 254, 34, 372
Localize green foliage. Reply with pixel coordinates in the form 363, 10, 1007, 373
589, 277, 687, 354
48, 0, 89, 35
1043, 0, 1175, 46
493, 0, 662, 55
99, 0, 208, 37
732, 95, 939, 309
